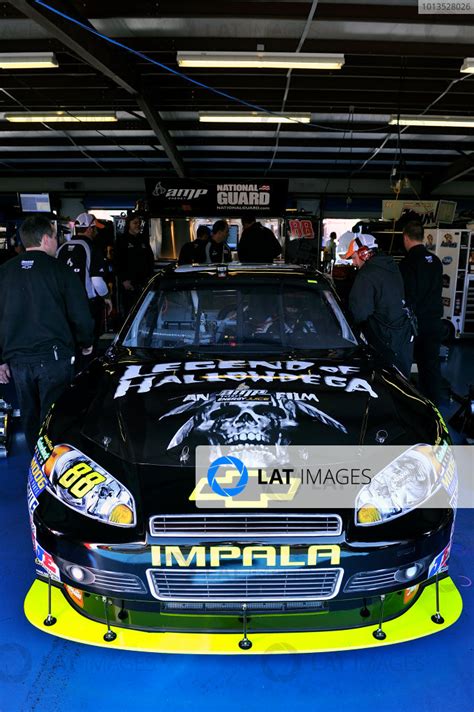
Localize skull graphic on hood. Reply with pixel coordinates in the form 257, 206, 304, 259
159, 386, 347, 467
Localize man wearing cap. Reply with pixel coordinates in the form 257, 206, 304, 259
344, 234, 413, 377
57, 212, 112, 353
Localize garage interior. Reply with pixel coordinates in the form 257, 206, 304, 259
0, 1, 473, 710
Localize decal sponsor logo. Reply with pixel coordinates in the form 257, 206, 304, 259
64, 585, 84, 608
34, 434, 53, 466
442, 256, 453, 265
403, 584, 419, 604
428, 543, 451, 578
28, 456, 47, 499
151, 544, 341, 568
36, 544, 60, 580
27, 483, 39, 516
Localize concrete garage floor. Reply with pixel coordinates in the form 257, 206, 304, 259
0, 343, 473, 712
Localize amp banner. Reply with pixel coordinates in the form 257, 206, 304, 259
145, 178, 289, 217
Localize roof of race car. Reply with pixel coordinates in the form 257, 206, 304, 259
171, 263, 322, 278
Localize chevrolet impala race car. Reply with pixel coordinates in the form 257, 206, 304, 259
25, 263, 462, 653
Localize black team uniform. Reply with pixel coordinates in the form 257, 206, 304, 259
238, 221, 282, 263
400, 243, 443, 404
349, 252, 413, 378
205, 239, 232, 263
0, 251, 93, 452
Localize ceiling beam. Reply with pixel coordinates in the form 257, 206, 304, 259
425, 153, 474, 192
60, 1, 474, 25
13, 0, 186, 177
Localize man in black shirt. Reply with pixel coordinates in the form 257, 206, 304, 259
237, 214, 282, 263
205, 220, 232, 263
0, 215, 94, 452
345, 234, 413, 378
178, 224, 211, 265
114, 212, 155, 316
400, 221, 443, 405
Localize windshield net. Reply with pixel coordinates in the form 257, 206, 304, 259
122, 282, 357, 351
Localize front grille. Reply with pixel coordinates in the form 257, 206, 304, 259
146, 567, 343, 602
91, 570, 147, 594
344, 569, 398, 593
162, 600, 327, 613
149, 514, 342, 538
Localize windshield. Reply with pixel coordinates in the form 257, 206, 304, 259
122, 280, 358, 351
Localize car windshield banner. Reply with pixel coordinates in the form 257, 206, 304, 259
145, 178, 289, 217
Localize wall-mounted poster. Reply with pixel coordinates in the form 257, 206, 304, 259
437, 230, 461, 319
383, 200, 438, 226
423, 229, 438, 252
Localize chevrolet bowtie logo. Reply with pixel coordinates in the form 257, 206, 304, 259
190, 468, 300, 508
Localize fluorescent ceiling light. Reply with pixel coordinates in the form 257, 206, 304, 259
389, 114, 474, 128
5, 112, 118, 123
461, 57, 474, 73
199, 112, 311, 124
178, 52, 345, 70
0, 52, 58, 69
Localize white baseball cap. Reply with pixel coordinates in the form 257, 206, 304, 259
75, 212, 105, 229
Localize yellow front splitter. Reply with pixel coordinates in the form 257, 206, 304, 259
24, 577, 462, 654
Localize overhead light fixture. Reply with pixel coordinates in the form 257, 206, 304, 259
389, 114, 474, 128
4, 111, 118, 123
178, 51, 345, 70
0, 52, 58, 69
199, 112, 311, 124
461, 57, 474, 73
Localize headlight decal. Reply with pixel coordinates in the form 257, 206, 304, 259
42, 444, 137, 528
355, 443, 457, 526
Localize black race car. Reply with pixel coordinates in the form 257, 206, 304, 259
25, 263, 461, 653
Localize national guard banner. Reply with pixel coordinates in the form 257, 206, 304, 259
145, 178, 289, 217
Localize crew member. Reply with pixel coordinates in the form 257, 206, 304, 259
115, 212, 155, 316
344, 234, 413, 377
400, 221, 443, 404
57, 212, 112, 352
0, 215, 94, 452
178, 224, 211, 265
237, 214, 282, 263
205, 220, 232, 263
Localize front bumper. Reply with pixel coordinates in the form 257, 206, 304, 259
24, 576, 462, 653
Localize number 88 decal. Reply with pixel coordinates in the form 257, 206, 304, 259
58, 462, 106, 498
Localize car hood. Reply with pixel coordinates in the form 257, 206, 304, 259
79, 352, 411, 466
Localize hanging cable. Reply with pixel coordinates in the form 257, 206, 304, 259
266, 0, 319, 173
